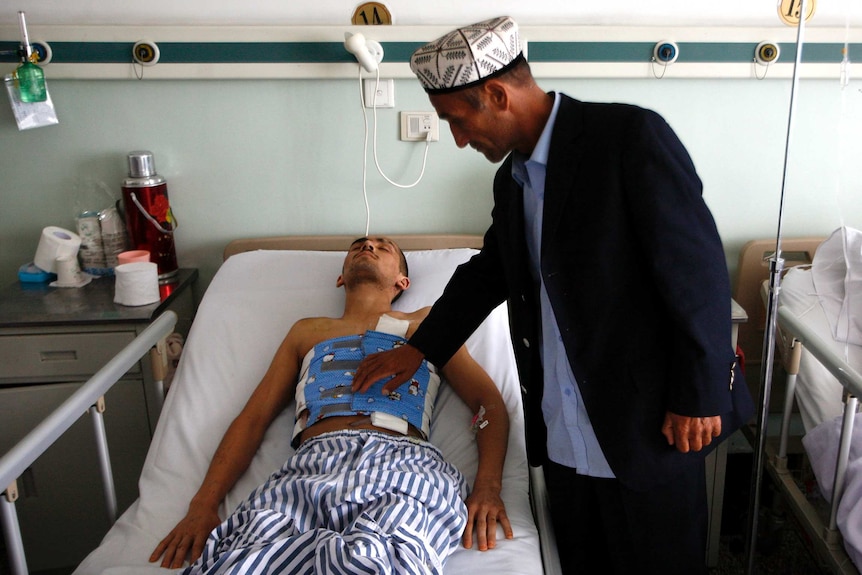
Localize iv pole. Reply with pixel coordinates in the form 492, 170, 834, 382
744, 2, 808, 573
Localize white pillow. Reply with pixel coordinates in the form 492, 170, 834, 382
812, 226, 862, 346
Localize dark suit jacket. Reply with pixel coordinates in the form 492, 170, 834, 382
410, 94, 754, 491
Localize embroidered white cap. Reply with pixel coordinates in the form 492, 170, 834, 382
410, 16, 523, 94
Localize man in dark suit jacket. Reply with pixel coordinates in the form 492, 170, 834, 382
353, 16, 754, 574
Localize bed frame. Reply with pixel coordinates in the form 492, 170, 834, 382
0, 234, 562, 575
734, 237, 823, 395
745, 235, 861, 574
224, 234, 561, 575
223, 234, 485, 259
767, 305, 862, 574
0, 313, 176, 575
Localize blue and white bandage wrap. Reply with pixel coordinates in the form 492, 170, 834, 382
293, 329, 440, 445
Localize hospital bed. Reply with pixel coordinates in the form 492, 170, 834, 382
0, 234, 559, 575
754, 228, 862, 574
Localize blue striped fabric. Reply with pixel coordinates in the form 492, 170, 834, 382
183, 431, 467, 575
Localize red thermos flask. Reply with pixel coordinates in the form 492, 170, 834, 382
121, 151, 179, 280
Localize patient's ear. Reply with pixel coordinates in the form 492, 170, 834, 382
396, 276, 410, 292
336, 274, 345, 288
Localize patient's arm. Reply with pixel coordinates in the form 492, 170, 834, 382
149, 326, 303, 569
441, 346, 514, 551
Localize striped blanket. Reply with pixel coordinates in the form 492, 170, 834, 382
183, 430, 468, 575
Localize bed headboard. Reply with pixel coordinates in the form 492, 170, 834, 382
734, 236, 825, 372
223, 234, 484, 261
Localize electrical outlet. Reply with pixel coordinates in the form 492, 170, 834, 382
400, 111, 439, 142
363, 78, 394, 108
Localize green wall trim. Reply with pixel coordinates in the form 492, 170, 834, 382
0, 40, 857, 65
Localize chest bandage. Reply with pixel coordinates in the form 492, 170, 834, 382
293, 330, 439, 446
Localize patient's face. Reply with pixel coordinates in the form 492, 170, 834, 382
342, 237, 407, 286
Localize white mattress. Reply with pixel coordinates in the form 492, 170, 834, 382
779, 267, 850, 432
780, 228, 862, 433
74, 247, 544, 575
780, 228, 862, 571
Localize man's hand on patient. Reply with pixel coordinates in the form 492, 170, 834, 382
661, 411, 721, 453
150, 503, 220, 568
353, 343, 425, 394
462, 483, 514, 551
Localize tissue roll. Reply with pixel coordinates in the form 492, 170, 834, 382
34, 226, 82, 273
114, 262, 160, 306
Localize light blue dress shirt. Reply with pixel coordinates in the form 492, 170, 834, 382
511, 92, 614, 478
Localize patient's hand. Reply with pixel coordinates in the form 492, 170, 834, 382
149, 505, 220, 569
353, 344, 425, 394
462, 484, 514, 551
661, 411, 721, 453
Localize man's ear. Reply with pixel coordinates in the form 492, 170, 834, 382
483, 79, 509, 111
336, 274, 345, 288
396, 276, 410, 292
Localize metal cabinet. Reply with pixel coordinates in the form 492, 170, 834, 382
0, 269, 197, 572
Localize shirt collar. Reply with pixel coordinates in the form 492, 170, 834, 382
512, 92, 562, 186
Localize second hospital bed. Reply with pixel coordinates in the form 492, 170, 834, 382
1, 234, 557, 574
755, 227, 862, 574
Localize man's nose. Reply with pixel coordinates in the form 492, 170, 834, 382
450, 126, 469, 149
361, 242, 374, 251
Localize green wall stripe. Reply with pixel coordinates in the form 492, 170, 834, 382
1, 40, 858, 65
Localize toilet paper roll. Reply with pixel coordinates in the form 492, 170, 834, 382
114, 262, 160, 306
34, 226, 82, 273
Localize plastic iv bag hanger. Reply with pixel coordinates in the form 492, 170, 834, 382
3, 11, 58, 130
344, 32, 433, 235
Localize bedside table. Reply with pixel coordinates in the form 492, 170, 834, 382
0, 269, 197, 572
705, 298, 749, 567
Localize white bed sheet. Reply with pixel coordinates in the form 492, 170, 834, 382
780, 267, 850, 432
779, 227, 862, 571
780, 228, 862, 433
74, 247, 544, 575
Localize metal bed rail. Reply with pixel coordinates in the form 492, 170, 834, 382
529, 465, 563, 575
0, 311, 177, 575
769, 306, 862, 574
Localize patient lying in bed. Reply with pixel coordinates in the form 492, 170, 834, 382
150, 237, 513, 574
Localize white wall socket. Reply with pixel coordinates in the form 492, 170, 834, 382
363, 78, 394, 108
400, 111, 439, 142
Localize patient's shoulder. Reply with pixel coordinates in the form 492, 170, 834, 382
291, 316, 339, 332
387, 307, 431, 336
387, 306, 430, 320
288, 317, 348, 354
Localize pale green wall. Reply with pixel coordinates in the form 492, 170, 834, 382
1, 76, 859, 296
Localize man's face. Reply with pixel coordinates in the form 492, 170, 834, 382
341, 237, 406, 286
429, 90, 512, 164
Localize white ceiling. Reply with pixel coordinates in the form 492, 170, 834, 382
4, 0, 860, 28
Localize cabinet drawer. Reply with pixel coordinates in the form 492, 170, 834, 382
0, 332, 138, 380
